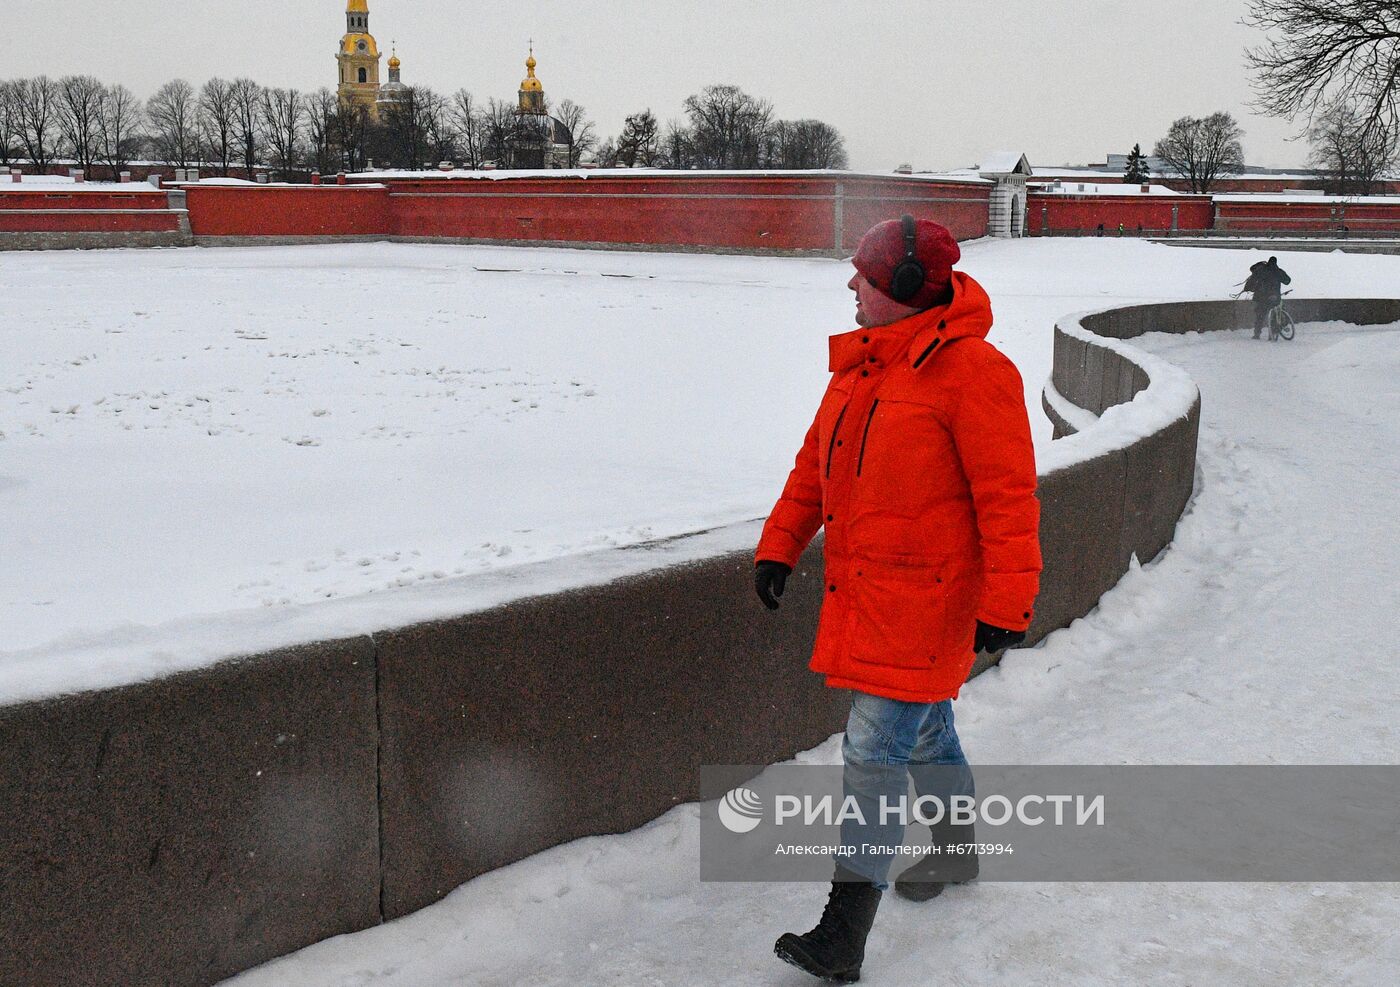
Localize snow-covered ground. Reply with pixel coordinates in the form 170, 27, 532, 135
221, 310, 1400, 987
4, 240, 1400, 706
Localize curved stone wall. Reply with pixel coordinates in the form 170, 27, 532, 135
1032, 297, 1400, 650
6, 298, 1396, 986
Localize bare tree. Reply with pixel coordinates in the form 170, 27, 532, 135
481, 97, 521, 166
198, 78, 237, 176
260, 87, 304, 180
16, 76, 62, 173
661, 118, 693, 169
229, 77, 263, 176
418, 88, 457, 165
553, 98, 596, 168
147, 78, 199, 168
807, 120, 848, 169
377, 87, 428, 169
378, 86, 453, 169
305, 88, 341, 176
56, 75, 106, 175
334, 100, 371, 173
1308, 99, 1399, 195
594, 136, 619, 168
616, 109, 661, 167
1246, 1, 1400, 139
1153, 112, 1245, 193
770, 118, 848, 169
765, 118, 793, 168
96, 84, 143, 179
682, 84, 774, 169
450, 89, 485, 169
0, 80, 21, 166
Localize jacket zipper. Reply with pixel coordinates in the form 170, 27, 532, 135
825, 404, 848, 478
856, 400, 879, 476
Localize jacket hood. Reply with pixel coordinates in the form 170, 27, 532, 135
830, 271, 993, 373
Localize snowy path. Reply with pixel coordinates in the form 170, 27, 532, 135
223, 322, 1400, 984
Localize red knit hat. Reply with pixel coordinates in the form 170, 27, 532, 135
852, 217, 961, 309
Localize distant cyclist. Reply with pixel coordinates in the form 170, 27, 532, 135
1243, 256, 1292, 340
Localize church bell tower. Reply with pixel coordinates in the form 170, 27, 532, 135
337, 0, 383, 115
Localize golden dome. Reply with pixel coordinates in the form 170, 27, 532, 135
389, 53, 400, 68
348, 1, 369, 12
520, 50, 543, 92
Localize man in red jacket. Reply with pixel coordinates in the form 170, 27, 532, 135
756, 216, 1042, 983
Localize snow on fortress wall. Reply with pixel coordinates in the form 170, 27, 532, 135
7, 297, 1399, 986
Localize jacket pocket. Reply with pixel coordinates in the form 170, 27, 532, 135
847, 560, 949, 670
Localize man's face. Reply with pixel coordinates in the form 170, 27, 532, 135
848, 270, 922, 328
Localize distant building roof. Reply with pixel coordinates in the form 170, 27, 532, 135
978, 152, 1032, 176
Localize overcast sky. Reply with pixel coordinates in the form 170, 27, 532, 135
8, 0, 1308, 171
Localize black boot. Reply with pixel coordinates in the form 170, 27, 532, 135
893, 820, 980, 902
774, 866, 882, 983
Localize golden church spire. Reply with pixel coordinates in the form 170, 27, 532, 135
519, 43, 545, 114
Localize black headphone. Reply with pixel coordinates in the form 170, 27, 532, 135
887, 214, 925, 303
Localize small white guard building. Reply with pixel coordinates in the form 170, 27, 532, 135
979, 151, 1033, 237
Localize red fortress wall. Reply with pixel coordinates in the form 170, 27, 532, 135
11, 174, 1400, 249
1213, 198, 1400, 234
0, 187, 186, 235
1028, 192, 1400, 237
172, 173, 992, 251
1027, 193, 1215, 235
183, 184, 391, 238
378, 173, 992, 252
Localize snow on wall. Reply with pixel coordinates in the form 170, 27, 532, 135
348, 167, 993, 185
1037, 313, 1200, 475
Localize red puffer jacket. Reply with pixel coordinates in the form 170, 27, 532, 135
756, 271, 1041, 703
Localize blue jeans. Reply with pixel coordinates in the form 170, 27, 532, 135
839, 692, 973, 889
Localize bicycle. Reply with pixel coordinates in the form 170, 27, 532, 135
1230, 288, 1295, 341
1265, 291, 1296, 341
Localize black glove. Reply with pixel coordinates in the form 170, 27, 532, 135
754, 561, 792, 611
974, 620, 1026, 654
